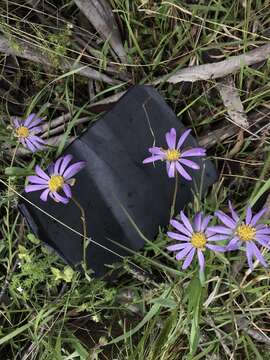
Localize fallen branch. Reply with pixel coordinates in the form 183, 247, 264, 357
198, 125, 238, 149
237, 317, 270, 346
74, 0, 127, 62
0, 36, 119, 84
41, 117, 90, 138
157, 43, 270, 84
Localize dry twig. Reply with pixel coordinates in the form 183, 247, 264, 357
74, 0, 127, 62
157, 43, 270, 84
0, 36, 119, 84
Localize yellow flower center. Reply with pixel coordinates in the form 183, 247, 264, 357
165, 149, 180, 161
16, 126, 29, 138
191, 232, 207, 249
48, 175, 64, 192
236, 224, 256, 241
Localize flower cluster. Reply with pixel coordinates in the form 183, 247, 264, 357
16, 118, 269, 273
167, 204, 270, 272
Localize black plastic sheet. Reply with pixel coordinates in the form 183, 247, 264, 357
19, 85, 217, 277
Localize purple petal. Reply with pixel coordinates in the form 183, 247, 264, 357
227, 237, 240, 251
177, 129, 191, 149
167, 231, 190, 241
201, 215, 212, 232
180, 211, 194, 234
245, 207, 252, 225
206, 244, 226, 252
255, 237, 270, 249
63, 184, 72, 198
63, 161, 86, 179
167, 243, 189, 251
26, 139, 43, 152
175, 162, 192, 181
35, 165, 50, 180
256, 228, 270, 235
197, 249, 205, 272
256, 224, 266, 230
24, 113, 36, 126
179, 158, 200, 170
166, 161, 170, 177
47, 163, 54, 176
176, 244, 193, 260
40, 188, 50, 201
250, 208, 268, 226
255, 234, 270, 242
25, 184, 48, 192
182, 248, 196, 269
228, 201, 239, 222
31, 137, 45, 149
28, 135, 45, 145
207, 234, 229, 242
194, 212, 202, 232
27, 175, 48, 185
181, 148, 206, 158
246, 242, 254, 270
249, 241, 267, 267
25, 138, 36, 152
166, 128, 176, 149
51, 192, 69, 204
54, 157, 63, 175
13, 117, 20, 128
143, 155, 163, 164
215, 211, 236, 229
170, 219, 192, 236
27, 117, 44, 129
168, 162, 176, 178
29, 126, 42, 134
207, 226, 232, 235
148, 147, 164, 156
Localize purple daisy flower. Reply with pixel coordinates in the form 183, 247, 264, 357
25, 155, 86, 204
143, 128, 206, 180
13, 113, 46, 152
208, 202, 270, 270
167, 211, 226, 272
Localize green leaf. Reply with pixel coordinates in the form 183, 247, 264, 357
5, 167, 33, 176
148, 297, 176, 309
51, 266, 74, 282
27, 233, 40, 245
62, 266, 74, 282
0, 322, 32, 345
186, 273, 204, 356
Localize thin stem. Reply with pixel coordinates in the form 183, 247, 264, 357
7, 141, 19, 270
170, 171, 179, 219
72, 197, 88, 270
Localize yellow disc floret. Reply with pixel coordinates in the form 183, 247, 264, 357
16, 126, 30, 138
236, 224, 256, 241
165, 149, 180, 161
48, 175, 64, 192
191, 232, 207, 249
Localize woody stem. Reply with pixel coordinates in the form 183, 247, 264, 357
72, 197, 88, 270
170, 171, 179, 219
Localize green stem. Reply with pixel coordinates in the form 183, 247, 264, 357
170, 171, 179, 219
72, 197, 88, 270
7, 142, 19, 270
